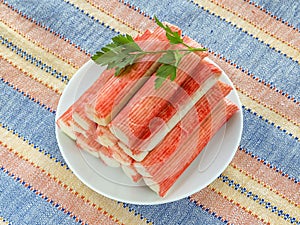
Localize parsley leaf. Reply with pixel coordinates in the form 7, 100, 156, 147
92, 34, 143, 76
92, 16, 207, 87
154, 16, 183, 45
155, 50, 185, 88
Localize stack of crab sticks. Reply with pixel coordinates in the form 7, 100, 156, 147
57, 24, 239, 197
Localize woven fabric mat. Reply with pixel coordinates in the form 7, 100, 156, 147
0, 0, 299, 224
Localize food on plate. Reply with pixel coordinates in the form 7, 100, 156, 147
56, 19, 239, 197
85, 26, 174, 126
134, 81, 233, 178
110, 58, 221, 161
56, 68, 113, 139
143, 99, 238, 197
76, 133, 120, 168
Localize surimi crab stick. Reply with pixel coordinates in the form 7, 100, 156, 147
56, 110, 79, 140
76, 126, 142, 182
109, 37, 209, 152
134, 81, 233, 176
96, 125, 118, 147
143, 99, 239, 197
75, 133, 120, 168
56, 68, 114, 139
57, 28, 168, 161
56, 23, 240, 193
112, 59, 222, 161
71, 29, 161, 131
85, 26, 179, 126
109, 144, 143, 182
57, 27, 161, 138
73, 114, 139, 174
121, 165, 142, 183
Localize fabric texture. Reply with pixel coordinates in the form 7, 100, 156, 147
0, 0, 299, 224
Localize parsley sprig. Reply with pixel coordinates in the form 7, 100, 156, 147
92, 16, 206, 89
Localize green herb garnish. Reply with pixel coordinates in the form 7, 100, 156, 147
92, 16, 207, 88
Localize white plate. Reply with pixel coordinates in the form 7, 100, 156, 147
55, 59, 243, 205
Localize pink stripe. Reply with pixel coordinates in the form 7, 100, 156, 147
0, 3, 90, 68
190, 188, 265, 225
232, 149, 300, 206
209, 54, 300, 125
214, 0, 300, 50
0, 57, 60, 110
0, 145, 120, 225
88, 0, 156, 33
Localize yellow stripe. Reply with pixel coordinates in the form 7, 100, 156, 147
209, 0, 300, 51
0, 126, 150, 225
225, 165, 300, 220
0, 17, 80, 70
193, 0, 300, 63
237, 90, 300, 139
65, 0, 139, 37
0, 21, 77, 80
209, 178, 290, 225
0, 44, 65, 94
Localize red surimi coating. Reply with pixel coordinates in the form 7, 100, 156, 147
57, 25, 240, 194
85, 26, 175, 126
111, 59, 222, 161
143, 99, 239, 197
134, 81, 233, 176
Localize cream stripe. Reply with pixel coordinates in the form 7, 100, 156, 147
237, 90, 300, 139
0, 126, 150, 225
0, 45, 65, 94
225, 165, 300, 220
66, 0, 139, 37
0, 22, 76, 80
193, 0, 300, 63
209, 179, 290, 225
0, 21, 76, 80
0, 218, 9, 225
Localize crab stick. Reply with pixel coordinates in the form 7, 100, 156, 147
134, 81, 233, 176
57, 27, 160, 138
101, 140, 142, 182
109, 37, 209, 152
121, 165, 142, 183
96, 125, 119, 147
112, 59, 222, 161
56, 108, 80, 140
85, 26, 180, 126
56, 68, 114, 139
75, 133, 120, 168
142, 99, 238, 197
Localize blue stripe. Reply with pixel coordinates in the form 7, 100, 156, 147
0, 35, 69, 83
0, 77, 56, 114
0, 167, 81, 225
248, 0, 300, 30
4, 0, 117, 54
120, 0, 300, 102
0, 80, 65, 164
240, 108, 300, 180
126, 198, 228, 225
219, 174, 299, 224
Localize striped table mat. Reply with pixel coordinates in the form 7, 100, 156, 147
0, 0, 299, 224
